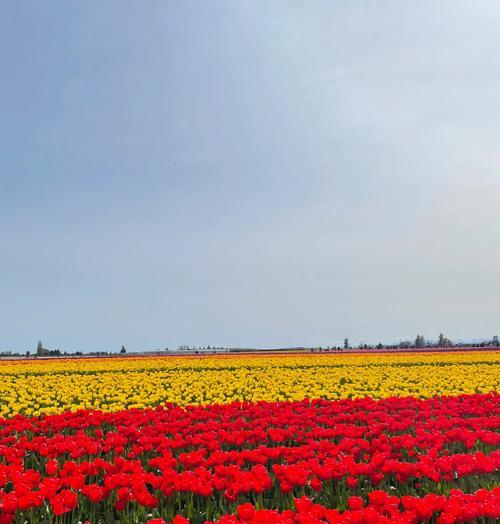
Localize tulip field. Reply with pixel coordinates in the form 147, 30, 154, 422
0, 352, 498, 523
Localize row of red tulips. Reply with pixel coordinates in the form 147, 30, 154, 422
147, 489, 500, 524
0, 394, 498, 522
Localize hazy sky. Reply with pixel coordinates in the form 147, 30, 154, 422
1, 1, 500, 352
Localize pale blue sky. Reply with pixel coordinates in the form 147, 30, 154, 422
1, 1, 500, 352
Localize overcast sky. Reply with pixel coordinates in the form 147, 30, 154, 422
1, 1, 499, 352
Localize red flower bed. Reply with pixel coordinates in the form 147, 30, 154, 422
0, 394, 498, 523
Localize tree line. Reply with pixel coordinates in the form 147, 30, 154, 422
339, 334, 499, 351
0, 335, 498, 358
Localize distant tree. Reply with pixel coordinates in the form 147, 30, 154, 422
376, 342, 384, 350
414, 334, 425, 348
492, 335, 499, 347
437, 333, 452, 348
165, 347, 169, 352
399, 340, 412, 349
25, 350, 30, 356
344, 338, 349, 349
120, 345, 126, 354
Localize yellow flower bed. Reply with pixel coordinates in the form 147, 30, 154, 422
0, 351, 498, 417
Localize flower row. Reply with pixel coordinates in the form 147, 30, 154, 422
148, 489, 500, 524
0, 394, 498, 522
0, 352, 498, 417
